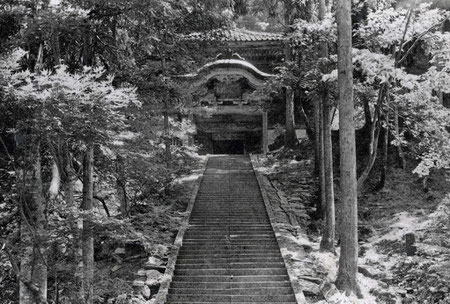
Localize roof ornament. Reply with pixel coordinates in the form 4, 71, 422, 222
215, 49, 245, 61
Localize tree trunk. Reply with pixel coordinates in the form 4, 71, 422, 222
314, 0, 329, 220
116, 155, 128, 216
81, 144, 94, 304
314, 98, 325, 218
285, 86, 297, 147
284, 7, 297, 148
161, 56, 171, 160
318, 0, 335, 252
357, 84, 386, 193
20, 142, 47, 304
163, 103, 171, 160
362, 94, 372, 129
62, 144, 83, 299
335, 0, 359, 295
320, 100, 335, 252
394, 104, 406, 170
82, 27, 94, 67
48, 161, 60, 199
298, 96, 314, 141
50, 21, 61, 67
34, 43, 44, 73
377, 93, 391, 190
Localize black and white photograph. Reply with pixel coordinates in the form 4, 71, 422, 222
0, 0, 449, 303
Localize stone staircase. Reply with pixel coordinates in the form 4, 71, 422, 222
165, 155, 297, 303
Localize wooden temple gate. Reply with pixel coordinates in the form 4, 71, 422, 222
179, 58, 272, 154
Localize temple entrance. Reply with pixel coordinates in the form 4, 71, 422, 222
212, 140, 244, 154
179, 58, 272, 155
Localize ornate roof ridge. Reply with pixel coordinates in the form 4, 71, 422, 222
184, 59, 274, 78
186, 27, 284, 42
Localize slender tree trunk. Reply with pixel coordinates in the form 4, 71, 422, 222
50, 21, 61, 67
284, 8, 297, 148
393, 104, 406, 170
377, 105, 390, 190
320, 100, 335, 252
81, 144, 94, 304
82, 26, 94, 67
160, 56, 171, 160
62, 144, 83, 299
391, 3, 415, 170
318, 0, 335, 252
298, 96, 314, 141
20, 225, 34, 304
357, 85, 387, 192
362, 95, 372, 129
285, 87, 297, 147
34, 44, 44, 73
20, 141, 48, 304
314, 98, 325, 218
335, 0, 359, 295
48, 161, 60, 199
163, 103, 171, 160
116, 155, 128, 216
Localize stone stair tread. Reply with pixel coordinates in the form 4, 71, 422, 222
176, 258, 284, 264
175, 263, 285, 269
166, 302, 297, 304
171, 275, 291, 282
166, 294, 296, 301
168, 287, 294, 295
169, 282, 292, 288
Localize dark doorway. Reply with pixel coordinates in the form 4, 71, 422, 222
212, 140, 244, 154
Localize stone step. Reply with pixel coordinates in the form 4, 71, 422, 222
169, 281, 293, 289
171, 275, 291, 283
181, 239, 277, 245
178, 245, 280, 252
166, 294, 296, 302
177, 250, 282, 256
187, 224, 272, 229
166, 302, 296, 304
175, 257, 284, 264
184, 230, 274, 235
189, 217, 269, 220
183, 234, 275, 240
173, 268, 288, 276
168, 287, 294, 295
175, 262, 286, 269
183, 236, 277, 245
186, 227, 273, 231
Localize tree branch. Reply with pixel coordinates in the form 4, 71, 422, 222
397, 18, 449, 66
94, 195, 111, 217
0, 135, 13, 161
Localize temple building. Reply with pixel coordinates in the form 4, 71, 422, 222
179, 28, 285, 154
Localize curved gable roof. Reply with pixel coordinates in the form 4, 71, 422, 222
179, 59, 274, 88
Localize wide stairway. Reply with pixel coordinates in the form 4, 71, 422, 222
165, 155, 297, 304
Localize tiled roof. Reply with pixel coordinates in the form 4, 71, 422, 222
186, 27, 284, 42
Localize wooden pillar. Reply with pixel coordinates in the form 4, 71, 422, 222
262, 111, 268, 154
438, 91, 444, 106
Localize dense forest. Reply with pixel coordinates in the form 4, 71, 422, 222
1, 0, 449, 303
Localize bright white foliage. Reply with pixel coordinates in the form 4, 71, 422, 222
1, 48, 140, 142
358, 4, 450, 51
